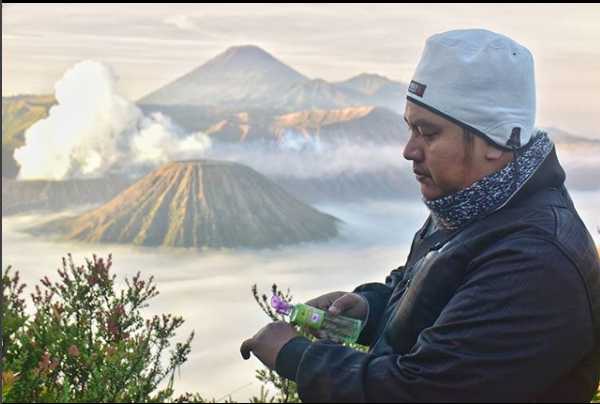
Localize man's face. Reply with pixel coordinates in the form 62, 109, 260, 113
403, 101, 478, 200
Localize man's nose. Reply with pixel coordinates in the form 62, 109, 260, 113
403, 136, 424, 162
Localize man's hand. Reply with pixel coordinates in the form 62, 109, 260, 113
240, 321, 299, 369
305, 291, 368, 319
304, 291, 369, 339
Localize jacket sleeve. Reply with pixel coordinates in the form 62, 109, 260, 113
352, 265, 406, 346
351, 218, 431, 346
291, 237, 595, 402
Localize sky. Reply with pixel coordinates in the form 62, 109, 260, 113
2, 3, 600, 136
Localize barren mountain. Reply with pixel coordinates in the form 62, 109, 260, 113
31, 160, 340, 249
337, 73, 393, 96
204, 106, 409, 145
276, 78, 364, 111
271, 106, 408, 144
336, 73, 407, 112
138, 45, 407, 114
139, 45, 308, 108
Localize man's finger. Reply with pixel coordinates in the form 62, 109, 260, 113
305, 291, 345, 311
240, 338, 254, 360
305, 296, 330, 310
329, 293, 356, 315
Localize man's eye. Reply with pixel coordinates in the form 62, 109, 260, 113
405, 123, 439, 139
418, 128, 438, 138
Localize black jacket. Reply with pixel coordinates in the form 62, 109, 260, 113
276, 146, 600, 402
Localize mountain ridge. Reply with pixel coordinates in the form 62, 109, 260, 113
138, 45, 407, 112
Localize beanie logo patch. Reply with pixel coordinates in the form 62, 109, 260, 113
409, 80, 427, 97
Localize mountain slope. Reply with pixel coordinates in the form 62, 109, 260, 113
276, 78, 364, 111
138, 45, 408, 113
139, 45, 308, 108
337, 73, 393, 96
2, 176, 133, 215
203, 106, 409, 145
32, 160, 340, 249
271, 106, 408, 144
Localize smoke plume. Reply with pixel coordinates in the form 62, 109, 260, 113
15, 61, 211, 180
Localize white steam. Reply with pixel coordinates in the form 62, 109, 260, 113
14, 61, 211, 180
130, 112, 211, 164
278, 129, 323, 153
208, 141, 410, 179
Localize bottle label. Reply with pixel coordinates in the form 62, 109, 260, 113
289, 303, 363, 344
290, 304, 325, 329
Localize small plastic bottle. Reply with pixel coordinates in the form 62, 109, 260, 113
271, 295, 363, 344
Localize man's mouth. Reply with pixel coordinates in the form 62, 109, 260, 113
413, 169, 430, 183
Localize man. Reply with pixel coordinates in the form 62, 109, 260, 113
240, 29, 600, 402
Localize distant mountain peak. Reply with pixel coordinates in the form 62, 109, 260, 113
352, 72, 391, 81
296, 78, 338, 91
205, 44, 282, 68
222, 44, 275, 58
139, 44, 307, 107
338, 73, 397, 96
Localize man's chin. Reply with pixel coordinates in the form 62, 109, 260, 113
420, 183, 444, 201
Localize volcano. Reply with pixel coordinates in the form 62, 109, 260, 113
138, 45, 307, 108
32, 160, 340, 249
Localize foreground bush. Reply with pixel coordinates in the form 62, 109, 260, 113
1, 254, 194, 403
1, 255, 306, 403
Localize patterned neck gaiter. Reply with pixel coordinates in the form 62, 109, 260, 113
424, 130, 554, 231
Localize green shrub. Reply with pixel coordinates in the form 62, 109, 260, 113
1, 254, 194, 403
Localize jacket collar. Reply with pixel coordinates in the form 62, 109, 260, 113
505, 144, 566, 209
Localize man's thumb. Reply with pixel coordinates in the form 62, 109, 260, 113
240, 338, 254, 360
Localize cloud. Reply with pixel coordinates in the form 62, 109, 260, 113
14, 60, 211, 180
278, 129, 324, 153
164, 15, 199, 31
130, 112, 211, 164
207, 140, 410, 180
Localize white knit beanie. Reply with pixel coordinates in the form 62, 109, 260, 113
407, 29, 536, 150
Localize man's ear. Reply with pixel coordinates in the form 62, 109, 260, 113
484, 144, 504, 160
